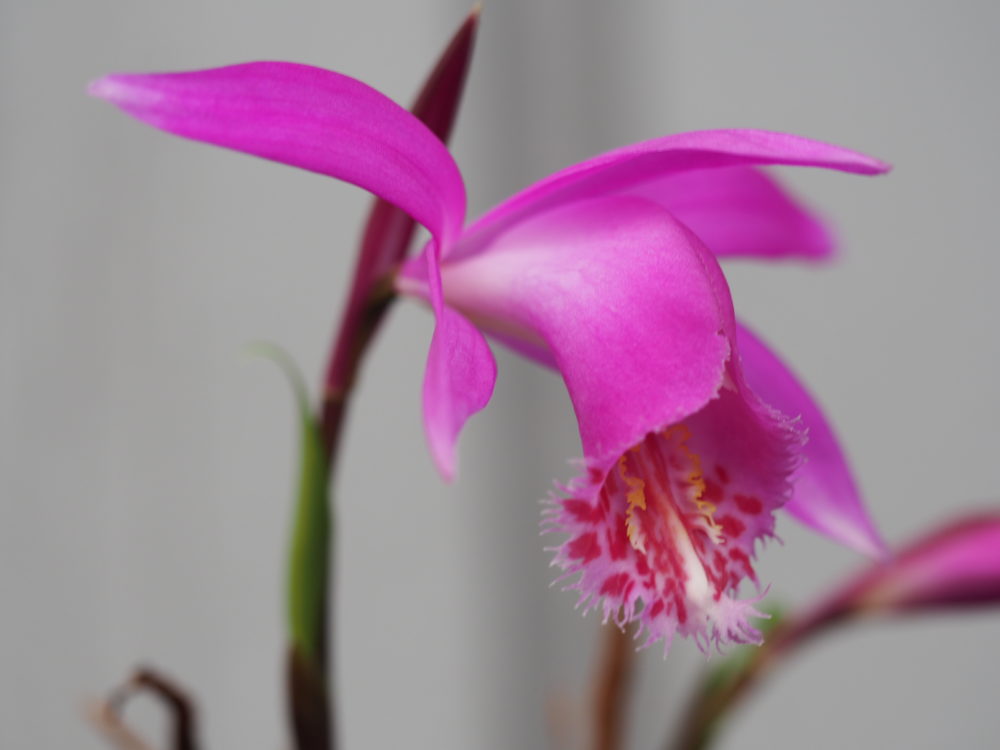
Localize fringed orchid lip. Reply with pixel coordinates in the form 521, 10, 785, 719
92, 59, 890, 651
415, 197, 804, 650
544, 357, 800, 653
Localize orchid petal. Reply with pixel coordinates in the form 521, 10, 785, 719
421, 243, 496, 481
90, 62, 466, 247
798, 513, 1000, 637
853, 512, 1000, 611
429, 196, 731, 465
410, 196, 807, 651
439, 197, 806, 651
353, 6, 479, 286
91, 62, 493, 478
626, 166, 835, 262
456, 129, 888, 261
736, 322, 887, 558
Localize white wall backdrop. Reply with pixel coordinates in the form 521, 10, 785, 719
2, 1, 998, 748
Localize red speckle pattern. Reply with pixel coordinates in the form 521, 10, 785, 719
566, 532, 601, 564
544, 418, 787, 652
735, 494, 764, 515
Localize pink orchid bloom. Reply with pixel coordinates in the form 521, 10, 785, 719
764, 511, 1000, 653
831, 511, 1000, 616
90, 61, 889, 651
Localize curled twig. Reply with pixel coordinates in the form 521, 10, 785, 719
87, 667, 201, 750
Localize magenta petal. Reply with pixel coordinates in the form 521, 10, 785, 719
421, 196, 806, 651
420, 245, 496, 481
625, 166, 835, 262
421, 303, 496, 481
855, 512, 1000, 611
456, 129, 889, 261
435, 196, 731, 464
90, 62, 466, 246
736, 322, 887, 558
801, 513, 1000, 633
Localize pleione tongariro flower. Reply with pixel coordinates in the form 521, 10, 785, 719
768, 511, 1000, 653
827, 511, 1000, 616
91, 61, 889, 651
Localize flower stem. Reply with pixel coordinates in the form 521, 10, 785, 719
666, 607, 849, 750
285, 10, 480, 750
591, 625, 635, 750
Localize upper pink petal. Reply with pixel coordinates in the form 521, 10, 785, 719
454, 129, 888, 262
736, 322, 888, 559
624, 166, 835, 262
92, 62, 494, 478
90, 62, 466, 247
428, 195, 732, 466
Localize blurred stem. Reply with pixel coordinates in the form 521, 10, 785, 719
591, 626, 635, 750
285, 10, 480, 750
668, 634, 781, 750
667, 607, 848, 750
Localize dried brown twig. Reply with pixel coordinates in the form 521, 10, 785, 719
87, 667, 200, 750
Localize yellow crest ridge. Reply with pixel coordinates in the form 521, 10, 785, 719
619, 453, 648, 553
663, 425, 723, 544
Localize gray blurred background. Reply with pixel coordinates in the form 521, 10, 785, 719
2, 0, 998, 747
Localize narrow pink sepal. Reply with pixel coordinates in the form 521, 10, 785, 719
421, 305, 496, 480
626, 166, 836, 262
456, 129, 889, 261
420, 244, 496, 481
736, 322, 887, 558
89, 62, 466, 247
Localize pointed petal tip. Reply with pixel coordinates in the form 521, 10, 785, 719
87, 73, 165, 113
863, 152, 893, 175
809, 502, 890, 560
860, 157, 892, 176
805, 209, 839, 262
851, 527, 892, 561
420, 304, 497, 485
785, 492, 890, 560
429, 436, 459, 483
846, 149, 891, 176
86, 75, 119, 101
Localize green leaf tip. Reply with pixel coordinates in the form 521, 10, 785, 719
248, 340, 331, 662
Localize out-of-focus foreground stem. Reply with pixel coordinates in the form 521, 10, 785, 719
667, 620, 805, 750
591, 625, 635, 750
669, 509, 1000, 749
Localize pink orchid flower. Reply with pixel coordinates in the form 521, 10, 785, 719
91, 61, 889, 651
750, 511, 1000, 657
824, 511, 1000, 618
